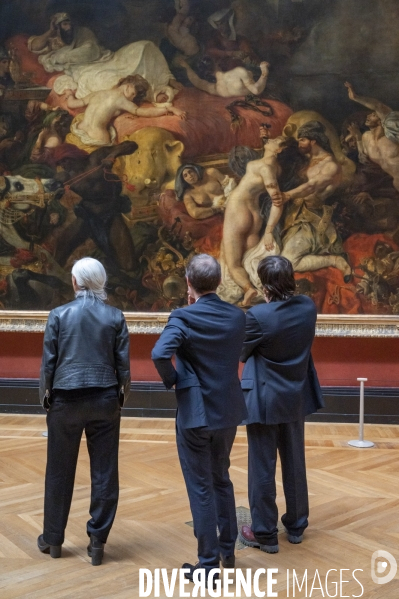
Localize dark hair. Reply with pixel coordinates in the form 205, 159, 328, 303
257, 256, 295, 302
53, 111, 73, 139
175, 163, 205, 201
117, 74, 149, 104
258, 138, 307, 243
275, 136, 307, 191
229, 138, 304, 183
197, 56, 217, 83
59, 23, 74, 45
186, 253, 221, 293
228, 145, 260, 178
297, 120, 333, 154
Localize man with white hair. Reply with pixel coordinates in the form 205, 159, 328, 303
28, 12, 112, 74
38, 257, 130, 565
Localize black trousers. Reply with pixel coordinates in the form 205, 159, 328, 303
247, 420, 309, 545
176, 419, 238, 572
43, 387, 121, 546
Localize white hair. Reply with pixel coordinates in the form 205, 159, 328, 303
71, 257, 107, 301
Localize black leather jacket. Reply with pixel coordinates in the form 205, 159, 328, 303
39, 296, 130, 409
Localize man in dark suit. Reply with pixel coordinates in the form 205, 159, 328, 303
152, 254, 247, 585
238, 255, 324, 553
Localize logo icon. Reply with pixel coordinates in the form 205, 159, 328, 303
371, 550, 397, 585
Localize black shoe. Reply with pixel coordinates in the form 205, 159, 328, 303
182, 563, 219, 590
37, 534, 62, 558
221, 554, 235, 568
87, 535, 104, 566
287, 533, 303, 544
284, 527, 304, 544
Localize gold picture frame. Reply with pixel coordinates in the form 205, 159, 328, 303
0, 311, 398, 337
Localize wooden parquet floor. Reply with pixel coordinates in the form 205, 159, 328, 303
0, 416, 398, 598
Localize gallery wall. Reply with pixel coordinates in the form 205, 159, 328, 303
0, 332, 398, 388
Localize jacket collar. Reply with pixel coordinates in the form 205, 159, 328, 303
196, 292, 220, 303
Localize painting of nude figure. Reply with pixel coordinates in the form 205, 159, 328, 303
1, 0, 399, 317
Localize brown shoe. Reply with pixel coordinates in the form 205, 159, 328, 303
239, 525, 279, 554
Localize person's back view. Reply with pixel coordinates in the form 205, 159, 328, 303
38, 257, 130, 565
238, 255, 324, 553
152, 254, 247, 589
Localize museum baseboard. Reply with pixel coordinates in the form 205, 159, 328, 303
1, 380, 399, 423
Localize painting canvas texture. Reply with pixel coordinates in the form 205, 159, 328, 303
1, 0, 399, 315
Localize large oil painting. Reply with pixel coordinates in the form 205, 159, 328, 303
1, 0, 399, 316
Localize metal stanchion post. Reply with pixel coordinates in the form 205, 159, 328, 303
348, 378, 374, 448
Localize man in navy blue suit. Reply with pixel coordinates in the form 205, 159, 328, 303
152, 254, 247, 585
239, 255, 324, 553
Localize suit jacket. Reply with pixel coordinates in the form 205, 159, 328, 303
240, 295, 324, 425
152, 293, 247, 430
